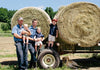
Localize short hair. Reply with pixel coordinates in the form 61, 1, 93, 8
32, 19, 37, 23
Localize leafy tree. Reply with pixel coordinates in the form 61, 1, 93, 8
7, 10, 17, 29
0, 7, 8, 22
45, 7, 57, 19
1, 23, 9, 32
8, 10, 16, 20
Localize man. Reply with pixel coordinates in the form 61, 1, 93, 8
28, 19, 41, 68
12, 17, 30, 70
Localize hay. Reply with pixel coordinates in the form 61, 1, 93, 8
54, 6, 65, 19
56, 2, 100, 47
11, 7, 51, 38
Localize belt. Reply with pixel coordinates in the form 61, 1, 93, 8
15, 41, 23, 43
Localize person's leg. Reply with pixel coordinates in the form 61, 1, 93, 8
39, 44, 42, 49
26, 37, 29, 45
35, 45, 37, 52
23, 36, 25, 44
48, 41, 52, 47
51, 41, 54, 47
28, 43, 37, 68
23, 43, 28, 69
15, 42, 25, 69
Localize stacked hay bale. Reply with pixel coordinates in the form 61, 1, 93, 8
11, 7, 51, 38
55, 2, 100, 51
54, 6, 65, 19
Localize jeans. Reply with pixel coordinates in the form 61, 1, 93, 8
28, 42, 37, 65
15, 41, 28, 69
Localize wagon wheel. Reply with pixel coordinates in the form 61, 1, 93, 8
38, 49, 60, 69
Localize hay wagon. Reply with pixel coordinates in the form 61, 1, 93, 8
11, 2, 100, 69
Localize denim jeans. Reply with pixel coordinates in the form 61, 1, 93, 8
15, 41, 28, 69
28, 42, 37, 64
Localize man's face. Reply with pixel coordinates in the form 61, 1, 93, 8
18, 20, 23, 26
32, 21, 38, 27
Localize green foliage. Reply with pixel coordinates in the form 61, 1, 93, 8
1, 23, 9, 32
0, 65, 18, 70
45, 7, 57, 19
0, 7, 17, 30
0, 7, 8, 22
8, 10, 17, 20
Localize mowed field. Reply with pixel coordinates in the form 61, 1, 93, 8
0, 37, 17, 62
0, 37, 100, 70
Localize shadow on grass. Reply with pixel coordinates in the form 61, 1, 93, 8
0, 61, 18, 65
1, 57, 100, 69
72, 57, 100, 69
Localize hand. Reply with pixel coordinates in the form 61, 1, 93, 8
56, 35, 58, 38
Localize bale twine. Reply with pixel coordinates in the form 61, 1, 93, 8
11, 7, 51, 38
56, 2, 100, 47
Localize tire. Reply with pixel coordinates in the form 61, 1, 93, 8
38, 49, 60, 69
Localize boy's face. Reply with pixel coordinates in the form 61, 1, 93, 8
37, 28, 41, 33
52, 21, 56, 25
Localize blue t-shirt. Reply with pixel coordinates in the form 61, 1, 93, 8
49, 24, 58, 36
35, 32, 44, 38
29, 25, 37, 38
12, 24, 24, 42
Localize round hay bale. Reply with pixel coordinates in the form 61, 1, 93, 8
54, 6, 65, 19
56, 2, 100, 47
11, 7, 51, 38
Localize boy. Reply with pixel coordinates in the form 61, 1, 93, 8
34, 27, 44, 52
48, 19, 58, 48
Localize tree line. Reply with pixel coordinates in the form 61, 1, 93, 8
0, 7, 57, 31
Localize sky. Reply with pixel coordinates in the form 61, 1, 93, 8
0, 0, 100, 11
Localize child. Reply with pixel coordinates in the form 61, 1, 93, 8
21, 24, 31, 44
34, 27, 44, 52
48, 19, 58, 48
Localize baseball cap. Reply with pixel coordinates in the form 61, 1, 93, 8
18, 17, 23, 20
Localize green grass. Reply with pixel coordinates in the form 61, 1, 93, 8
0, 22, 12, 37
0, 64, 72, 70
0, 54, 17, 58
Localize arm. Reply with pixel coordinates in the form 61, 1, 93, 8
12, 26, 22, 39
56, 30, 58, 38
41, 37, 45, 41
26, 28, 31, 36
56, 25, 58, 38
21, 30, 31, 36
48, 19, 52, 24
13, 33, 22, 39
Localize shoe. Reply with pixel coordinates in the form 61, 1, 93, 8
33, 62, 36, 68
28, 62, 33, 68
